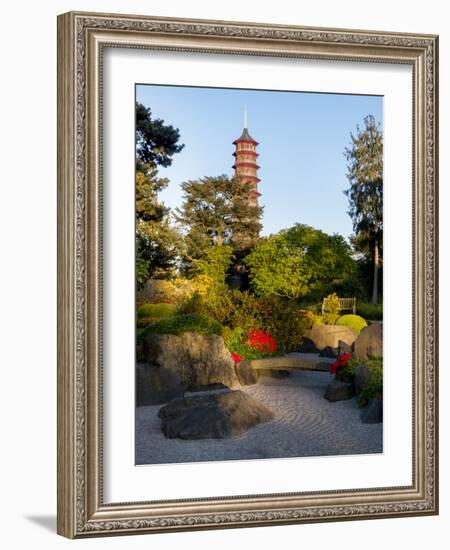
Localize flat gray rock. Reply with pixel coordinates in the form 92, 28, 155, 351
158, 390, 274, 439
324, 380, 355, 402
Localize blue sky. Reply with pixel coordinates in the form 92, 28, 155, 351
136, 84, 382, 239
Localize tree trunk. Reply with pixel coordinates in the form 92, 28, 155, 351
371, 239, 379, 305
216, 225, 223, 246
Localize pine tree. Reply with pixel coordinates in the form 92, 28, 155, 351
136, 102, 184, 166
344, 115, 383, 304
230, 175, 263, 254
136, 161, 181, 280
176, 175, 234, 260
135, 102, 184, 282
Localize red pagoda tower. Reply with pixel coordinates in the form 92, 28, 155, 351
232, 121, 261, 209
229, 113, 262, 264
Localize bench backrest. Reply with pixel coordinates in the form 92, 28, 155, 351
322, 297, 356, 315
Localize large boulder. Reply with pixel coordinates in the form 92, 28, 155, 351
354, 323, 383, 359
235, 360, 259, 385
136, 363, 184, 406
353, 364, 372, 396
338, 340, 353, 356
158, 390, 274, 439
302, 325, 358, 353
142, 332, 239, 389
324, 380, 355, 402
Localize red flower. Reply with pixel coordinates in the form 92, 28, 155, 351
246, 330, 277, 353
231, 352, 242, 365
330, 353, 351, 375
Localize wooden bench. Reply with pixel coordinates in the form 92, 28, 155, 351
322, 296, 356, 315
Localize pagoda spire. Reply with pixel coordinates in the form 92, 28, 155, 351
231, 118, 261, 253
232, 121, 260, 206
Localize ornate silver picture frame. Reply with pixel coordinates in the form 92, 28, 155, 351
57, 11, 438, 538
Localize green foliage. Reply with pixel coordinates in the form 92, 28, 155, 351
344, 115, 383, 303
335, 314, 368, 333
311, 314, 324, 326
180, 287, 310, 352
311, 313, 338, 326
223, 327, 282, 361
136, 102, 184, 167
135, 102, 184, 283
136, 302, 177, 329
176, 175, 233, 262
136, 243, 150, 291
358, 363, 383, 407
136, 162, 182, 279
322, 293, 341, 316
194, 245, 234, 285
336, 357, 383, 407
344, 115, 383, 241
283, 224, 359, 300
141, 314, 223, 337
245, 234, 308, 299
229, 176, 263, 252
175, 175, 263, 272
245, 224, 359, 301
262, 300, 311, 352
136, 303, 176, 319
356, 302, 383, 321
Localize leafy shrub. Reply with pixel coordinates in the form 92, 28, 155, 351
250, 296, 311, 352
356, 302, 383, 321
336, 314, 368, 333
335, 357, 383, 407
140, 314, 223, 337
137, 278, 197, 308
136, 302, 176, 319
179, 289, 311, 352
330, 353, 352, 377
311, 314, 324, 326
322, 293, 341, 316
358, 363, 383, 407
311, 312, 338, 326
193, 245, 233, 285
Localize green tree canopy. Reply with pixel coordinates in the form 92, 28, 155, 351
244, 234, 308, 299
283, 224, 359, 299
176, 175, 263, 272
194, 245, 234, 286
136, 102, 184, 167
230, 176, 263, 253
135, 102, 184, 283
344, 114, 383, 303
176, 175, 233, 259
136, 162, 182, 280
245, 224, 359, 301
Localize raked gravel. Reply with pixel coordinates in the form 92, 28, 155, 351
135, 370, 382, 465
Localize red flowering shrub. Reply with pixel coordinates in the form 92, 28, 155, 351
330, 353, 351, 375
225, 327, 281, 364
246, 330, 278, 354
230, 352, 243, 365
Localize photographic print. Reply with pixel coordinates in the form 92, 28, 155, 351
57, 12, 438, 537
135, 84, 384, 465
